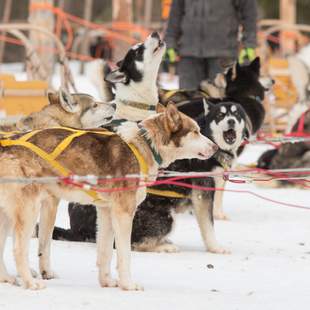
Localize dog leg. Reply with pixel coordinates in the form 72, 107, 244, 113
0, 211, 17, 285
192, 190, 230, 254
132, 238, 180, 253
13, 201, 45, 290
213, 178, 229, 220
97, 206, 117, 288
38, 195, 58, 280
111, 194, 143, 291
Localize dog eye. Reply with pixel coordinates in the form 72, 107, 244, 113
193, 129, 199, 135
93, 103, 98, 108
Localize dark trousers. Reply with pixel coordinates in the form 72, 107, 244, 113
178, 56, 232, 89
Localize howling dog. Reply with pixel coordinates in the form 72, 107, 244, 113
0, 104, 218, 291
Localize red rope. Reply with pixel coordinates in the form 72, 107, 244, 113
60, 168, 310, 210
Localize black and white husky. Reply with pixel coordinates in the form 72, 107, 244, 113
91, 31, 165, 121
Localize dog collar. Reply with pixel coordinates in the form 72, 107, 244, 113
120, 99, 156, 111
138, 126, 163, 166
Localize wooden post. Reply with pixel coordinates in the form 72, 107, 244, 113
280, 0, 296, 55
135, 0, 144, 24
144, 0, 152, 28
0, 0, 13, 63
113, 0, 133, 23
79, 0, 93, 74
28, 0, 55, 83
112, 0, 133, 61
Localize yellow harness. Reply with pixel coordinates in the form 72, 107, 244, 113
0, 127, 188, 201
162, 89, 209, 103
0, 127, 150, 203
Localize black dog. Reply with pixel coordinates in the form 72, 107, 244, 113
257, 109, 310, 187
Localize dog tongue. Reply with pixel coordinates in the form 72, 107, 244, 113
226, 129, 236, 140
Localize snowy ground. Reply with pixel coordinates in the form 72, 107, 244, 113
0, 64, 309, 309
0, 145, 309, 310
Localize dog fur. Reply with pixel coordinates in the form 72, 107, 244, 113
0, 90, 115, 132
52, 58, 267, 254
104, 31, 166, 121
0, 104, 217, 291
256, 109, 310, 188
56, 99, 249, 253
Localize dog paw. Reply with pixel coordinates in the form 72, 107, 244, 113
41, 269, 58, 280
100, 277, 118, 288
119, 281, 144, 291
214, 212, 230, 221
30, 268, 39, 278
155, 243, 180, 253
0, 274, 18, 285
208, 246, 231, 255
23, 278, 46, 290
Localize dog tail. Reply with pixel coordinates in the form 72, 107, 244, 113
33, 223, 89, 242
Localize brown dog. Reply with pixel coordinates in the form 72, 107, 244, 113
0, 104, 217, 291
0, 90, 115, 132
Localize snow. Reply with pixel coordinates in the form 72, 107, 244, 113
0, 64, 309, 309
0, 144, 309, 309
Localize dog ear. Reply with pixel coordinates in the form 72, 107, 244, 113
249, 57, 260, 75
104, 68, 127, 84
202, 98, 215, 116
116, 60, 123, 68
226, 67, 233, 82
244, 114, 253, 139
59, 89, 80, 114
156, 103, 166, 113
235, 62, 241, 77
166, 102, 182, 132
243, 127, 250, 141
47, 91, 60, 105
214, 72, 227, 88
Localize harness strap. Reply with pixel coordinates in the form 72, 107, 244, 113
119, 99, 156, 111
126, 143, 149, 176
0, 127, 189, 200
0, 139, 71, 176
0, 128, 116, 202
162, 89, 210, 102
0, 138, 102, 201
0, 127, 151, 202
297, 111, 306, 134
162, 89, 179, 101
50, 131, 86, 159
146, 188, 189, 199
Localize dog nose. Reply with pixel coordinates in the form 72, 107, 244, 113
151, 31, 160, 39
212, 143, 218, 153
111, 103, 116, 110
228, 119, 235, 128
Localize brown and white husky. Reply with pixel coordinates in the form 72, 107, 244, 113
0, 103, 218, 291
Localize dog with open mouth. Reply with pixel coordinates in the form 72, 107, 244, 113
101, 31, 166, 121
51, 98, 250, 254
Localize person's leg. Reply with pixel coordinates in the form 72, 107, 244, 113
178, 56, 205, 89
205, 57, 233, 81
